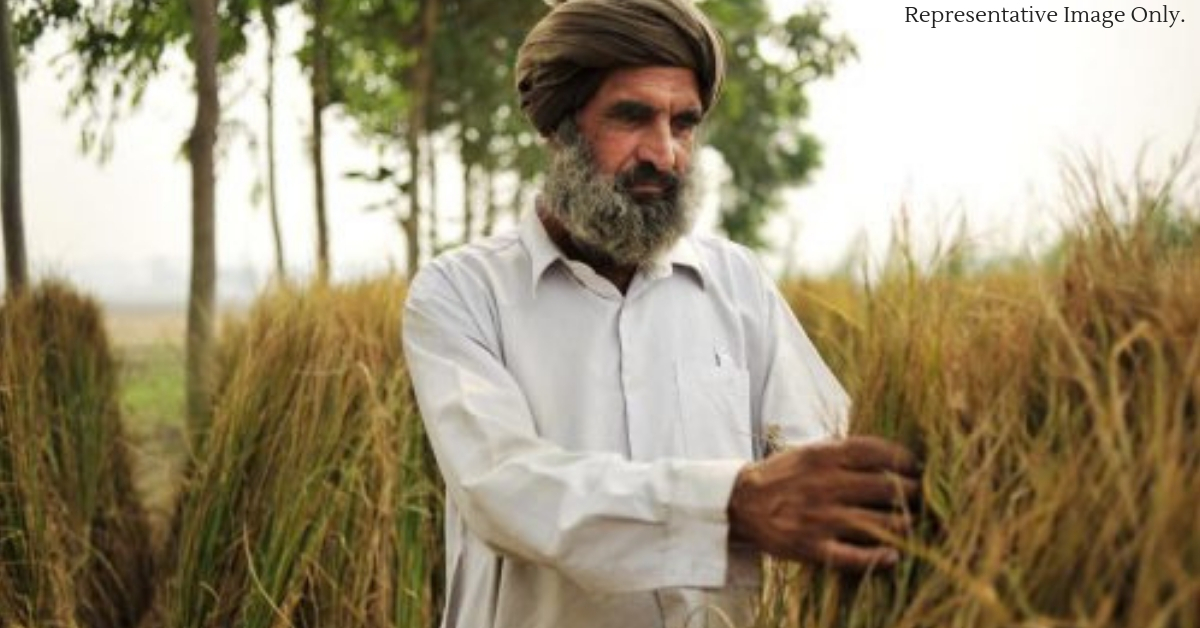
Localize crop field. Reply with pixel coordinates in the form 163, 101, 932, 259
3, 164, 1198, 628
113, 336, 188, 543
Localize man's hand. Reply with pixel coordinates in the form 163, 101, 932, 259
727, 435, 921, 573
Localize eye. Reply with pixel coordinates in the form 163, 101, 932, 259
671, 112, 701, 136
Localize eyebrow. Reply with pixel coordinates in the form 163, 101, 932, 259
604, 100, 704, 126
605, 100, 657, 122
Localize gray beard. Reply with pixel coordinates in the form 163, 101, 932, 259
542, 123, 698, 267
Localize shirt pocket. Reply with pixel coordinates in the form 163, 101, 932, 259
675, 358, 753, 460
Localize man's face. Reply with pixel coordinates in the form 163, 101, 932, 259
542, 66, 702, 267
573, 66, 702, 196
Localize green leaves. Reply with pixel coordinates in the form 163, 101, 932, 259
25, 0, 855, 253
701, 0, 855, 248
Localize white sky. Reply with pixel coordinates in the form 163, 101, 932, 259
7, 0, 1200, 304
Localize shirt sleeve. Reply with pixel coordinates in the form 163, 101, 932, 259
401, 263, 747, 593
748, 260, 850, 452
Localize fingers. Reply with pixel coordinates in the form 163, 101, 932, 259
733, 436, 923, 574
832, 469, 921, 509
815, 539, 900, 573
767, 506, 912, 571
824, 506, 913, 545
835, 436, 921, 476
811, 507, 912, 572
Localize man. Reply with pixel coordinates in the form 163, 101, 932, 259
402, 1, 920, 626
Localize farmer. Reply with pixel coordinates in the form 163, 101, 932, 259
402, 0, 920, 626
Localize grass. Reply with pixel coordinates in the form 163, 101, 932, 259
7, 154, 1199, 628
114, 342, 188, 547
117, 343, 186, 436
764, 156, 1200, 628
0, 282, 156, 628
155, 279, 442, 628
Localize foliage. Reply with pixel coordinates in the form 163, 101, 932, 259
429, 0, 548, 203
14, 0, 855, 255
4, 145, 1199, 627
161, 279, 442, 628
0, 281, 155, 628
319, 0, 423, 255
334, 0, 855, 252
702, 0, 855, 249
769, 159, 1200, 628
13, 0, 258, 158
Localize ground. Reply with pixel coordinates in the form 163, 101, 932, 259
107, 307, 188, 541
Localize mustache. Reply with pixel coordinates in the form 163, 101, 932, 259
615, 161, 680, 195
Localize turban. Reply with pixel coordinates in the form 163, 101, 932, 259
515, 0, 725, 137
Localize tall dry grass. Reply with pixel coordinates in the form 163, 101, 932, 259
161, 158, 1197, 628
766, 161, 1200, 627
158, 279, 442, 628
1, 169, 1182, 627
0, 282, 156, 628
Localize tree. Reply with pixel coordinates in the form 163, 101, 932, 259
14, 0, 274, 434
261, 0, 286, 279
425, 0, 851, 251
186, 0, 220, 433
402, 0, 439, 275
0, 0, 25, 296
306, 0, 332, 281
429, 0, 545, 243
329, 0, 421, 275
702, 0, 855, 249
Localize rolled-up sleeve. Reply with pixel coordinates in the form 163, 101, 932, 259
402, 264, 746, 593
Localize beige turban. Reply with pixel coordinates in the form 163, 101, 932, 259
515, 0, 725, 137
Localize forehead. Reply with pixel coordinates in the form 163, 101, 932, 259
587, 66, 702, 111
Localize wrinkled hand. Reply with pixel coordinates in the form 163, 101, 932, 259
727, 435, 921, 573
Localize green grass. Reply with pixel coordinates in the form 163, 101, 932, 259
112, 341, 189, 547
118, 342, 187, 436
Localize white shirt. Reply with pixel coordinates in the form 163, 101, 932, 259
402, 210, 848, 628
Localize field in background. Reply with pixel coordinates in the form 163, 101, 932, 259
107, 308, 197, 541
106, 307, 187, 348
115, 339, 187, 539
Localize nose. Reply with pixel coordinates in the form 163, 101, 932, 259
635, 121, 677, 173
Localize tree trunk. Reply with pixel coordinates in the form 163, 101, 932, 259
461, 159, 474, 244
483, 168, 497, 236
311, 0, 331, 282
186, 0, 220, 437
508, 180, 527, 227
403, 0, 440, 277
402, 149, 421, 276
425, 133, 438, 254
263, 1, 286, 280
0, 0, 27, 296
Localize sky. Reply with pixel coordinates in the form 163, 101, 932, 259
6, 0, 1200, 306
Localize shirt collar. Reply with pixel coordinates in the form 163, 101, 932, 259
518, 208, 566, 289
633, 230, 707, 289
518, 207, 708, 294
